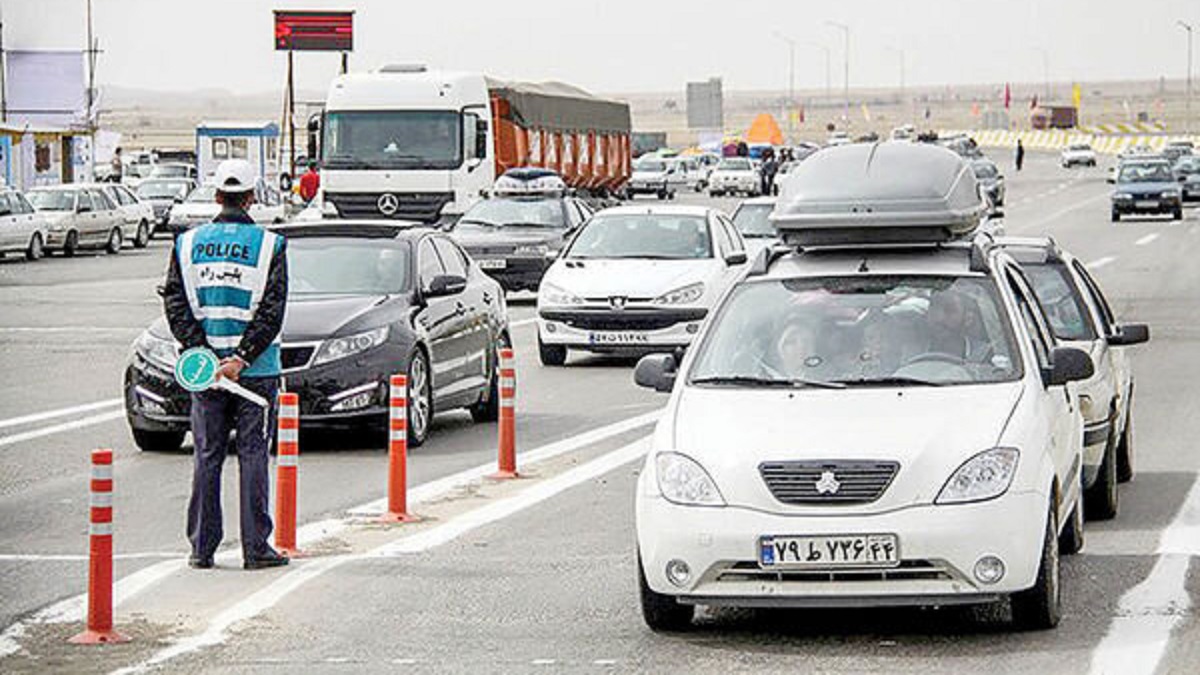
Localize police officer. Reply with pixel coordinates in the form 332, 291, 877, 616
161, 159, 289, 570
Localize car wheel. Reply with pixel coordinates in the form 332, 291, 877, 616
1173, 207, 1183, 220
134, 220, 150, 248
469, 332, 510, 423
538, 334, 567, 366
638, 555, 694, 632
63, 230, 79, 257
407, 349, 432, 448
1085, 429, 1119, 520
656, 190, 667, 200
668, 190, 676, 201
132, 428, 185, 453
1011, 499, 1061, 630
1111, 210, 1120, 223
25, 232, 43, 261
1117, 400, 1135, 483
106, 228, 123, 254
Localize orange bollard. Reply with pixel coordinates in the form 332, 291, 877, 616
274, 392, 301, 556
491, 348, 519, 479
69, 448, 130, 645
381, 374, 417, 522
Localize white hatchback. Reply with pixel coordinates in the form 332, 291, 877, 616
536, 205, 749, 366
633, 240, 1094, 632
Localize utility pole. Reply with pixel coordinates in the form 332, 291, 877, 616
0, 4, 7, 123
1180, 21, 1194, 134
772, 32, 796, 140
806, 43, 832, 105
827, 21, 850, 123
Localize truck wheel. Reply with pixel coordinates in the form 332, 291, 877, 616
639, 556, 694, 632
1010, 500, 1061, 630
133, 428, 186, 453
538, 335, 567, 366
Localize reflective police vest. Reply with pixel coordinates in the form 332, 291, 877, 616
177, 222, 283, 377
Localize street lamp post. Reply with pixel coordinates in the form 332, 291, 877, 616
806, 42, 832, 105
1180, 21, 1194, 135
772, 32, 797, 139
827, 21, 850, 123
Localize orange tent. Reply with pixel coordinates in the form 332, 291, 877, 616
745, 113, 784, 145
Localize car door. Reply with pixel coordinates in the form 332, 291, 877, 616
72, 190, 100, 243
89, 189, 119, 242
106, 187, 135, 227
434, 236, 491, 395
414, 236, 465, 405
0, 193, 20, 250
1070, 259, 1132, 431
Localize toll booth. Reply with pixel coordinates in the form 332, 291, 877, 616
195, 121, 280, 186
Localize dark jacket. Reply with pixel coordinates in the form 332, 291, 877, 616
160, 206, 288, 371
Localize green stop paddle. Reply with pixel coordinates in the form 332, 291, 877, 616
175, 347, 269, 409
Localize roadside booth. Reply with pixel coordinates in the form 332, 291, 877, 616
0, 124, 94, 190
195, 121, 280, 187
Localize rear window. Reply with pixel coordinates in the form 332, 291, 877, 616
1019, 263, 1096, 342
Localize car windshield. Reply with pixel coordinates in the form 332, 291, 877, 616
973, 163, 998, 179
28, 190, 75, 211
1119, 164, 1172, 183
635, 160, 667, 172
459, 198, 565, 228
186, 186, 217, 203
718, 159, 752, 171
151, 165, 189, 178
288, 238, 411, 295
566, 213, 711, 260
137, 181, 191, 199
323, 110, 462, 170
731, 203, 775, 237
689, 275, 1022, 387
1019, 263, 1096, 342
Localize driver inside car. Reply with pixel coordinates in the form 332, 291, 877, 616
925, 289, 993, 364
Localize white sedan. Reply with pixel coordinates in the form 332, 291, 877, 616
166, 182, 286, 234
94, 183, 155, 248
1060, 143, 1097, 168
0, 188, 48, 261
536, 205, 749, 366
708, 158, 760, 197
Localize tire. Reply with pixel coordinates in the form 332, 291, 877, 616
407, 349, 432, 448
25, 232, 43, 261
132, 428, 185, 453
1111, 210, 1120, 223
63, 230, 79, 257
134, 220, 150, 248
710, 190, 723, 198
1011, 500, 1061, 630
1173, 208, 1183, 221
667, 190, 676, 201
469, 332, 510, 423
106, 228, 123, 254
1084, 429, 1119, 520
538, 334, 567, 366
1117, 401, 1134, 483
638, 556, 694, 632
657, 190, 668, 200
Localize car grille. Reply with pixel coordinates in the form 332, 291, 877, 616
760, 460, 900, 505
281, 345, 316, 371
542, 308, 706, 332
466, 245, 515, 256
325, 192, 455, 223
1131, 192, 1161, 200
716, 560, 951, 583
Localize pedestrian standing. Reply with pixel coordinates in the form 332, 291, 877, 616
110, 148, 123, 183
298, 160, 320, 204
1015, 139, 1025, 172
760, 149, 778, 196
161, 159, 290, 571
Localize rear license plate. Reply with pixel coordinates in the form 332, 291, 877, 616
759, 534, 900, 569
1135, 200, 1159, 209
587, 331, 650, 345
477, 258, 507, 270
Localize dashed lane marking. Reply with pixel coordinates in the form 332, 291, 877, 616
1087, 256, 1117, 270
1134, 233, 1160, 246
0, 398, 122, 430
0, 410, 125, 450
0, 552, 183, 562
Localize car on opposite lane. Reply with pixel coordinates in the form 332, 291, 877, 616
0, 188, 47, 261
27, 184, 126, 256
1111, 159, 1183, 221
998, 237, 1149, 520
708, 157, 760, 197
536, 204, 749, 366
125, 221, 510, 451
1060, 143, 1097, 168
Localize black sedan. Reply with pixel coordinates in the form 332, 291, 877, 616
125, 221, 510, 451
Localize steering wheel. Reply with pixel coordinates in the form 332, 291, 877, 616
901, 352, 967, 368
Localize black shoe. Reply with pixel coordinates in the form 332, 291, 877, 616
243, 550, 289, 570
188, 555, 214, 569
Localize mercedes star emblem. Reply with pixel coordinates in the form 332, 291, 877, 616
377, 193, 400, 216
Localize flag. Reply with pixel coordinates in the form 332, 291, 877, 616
1030, 94, 1038, 110
1072, 83, 1081, 110
1004, 83, 1012, 110
861, 103, 871, 122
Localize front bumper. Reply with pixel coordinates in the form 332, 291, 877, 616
538, 307, 707, 352
636, 489, 1050, 606
1112, 197, 1182, 214
711, 178, 757, 193
627, 181, 668, 195
1183, 182, 1200, 201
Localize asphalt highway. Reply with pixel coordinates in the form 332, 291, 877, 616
1, 151, 1197, 674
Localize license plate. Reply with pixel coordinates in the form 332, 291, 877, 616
587, 331, 650, 345
759, 534, 900, 569
477, 258, 507, 270
1135, 200, 1159, 208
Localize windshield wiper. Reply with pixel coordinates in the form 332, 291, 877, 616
692, 375, 845, 389
831, 376, 945, 387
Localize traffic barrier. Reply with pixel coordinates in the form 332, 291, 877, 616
69, 448, 129, 644
491, 348, 519, 479
274, 392, 301, 556
381, 374, 417, 522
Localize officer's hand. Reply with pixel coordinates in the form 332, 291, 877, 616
217, 358, 246, 382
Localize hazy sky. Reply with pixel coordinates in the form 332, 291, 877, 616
3, 0, 1197, 96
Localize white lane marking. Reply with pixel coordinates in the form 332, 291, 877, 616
1017, 192, 1111, 233
391, 658, 418, 665
531, 659, 557, 665
113, 438, 650, 674
594, 659, 618, 666
1134, 233, 1160, 246
510, 317, 536, 328
1087, 256, 1117, 270
0, 552, 183, 562
0, 410, 125, 449
0, 326, 143, 334
0, 398, 122, 431
1087, 476, 1200, 675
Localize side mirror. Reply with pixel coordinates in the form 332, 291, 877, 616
634, 353, 678, 393
724, 251, 748, 265
466, 157, 483, 173
425, 274, 467, 298
1108, 323, 1149, 346
1045, 346, 1094, 386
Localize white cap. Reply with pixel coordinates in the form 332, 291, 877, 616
213, 159, 257, 193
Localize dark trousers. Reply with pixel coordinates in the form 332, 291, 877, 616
187, 377, 279, 560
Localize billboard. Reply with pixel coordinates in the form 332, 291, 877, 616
686, 78, 723, 130
5, 50, 87, 127
274, 11, 354, 51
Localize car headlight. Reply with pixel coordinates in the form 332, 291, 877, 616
1162, 189, 1181, 199
134, 330, 179, 370
1112, 193, 1132, 201
539, 282, 584, 306
656, 452, 725, 506
313, 326, 389, 366
936, 447, 1020, 505
514, 244, 550, 257
653, 282, 705, 305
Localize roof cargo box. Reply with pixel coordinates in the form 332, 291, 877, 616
772, 143, 986, 247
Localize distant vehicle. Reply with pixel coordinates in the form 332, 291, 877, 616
27, 185, 126, 256
148, 163, 197, 181
826, 131, 851, 147
668, 157, 708, 192
95, 183, 155, 248
1174, 156, 1200, 201
0, 188, 48, 261
535, 205, 749, 366
1111, 160, 1182, 221
1161, 144, 1193, 164
1031, 105, 1078, 130
627, 158, 679, 200
1060, 143, 1097, 168
121, 151, 156, 188
135, 179, 197, 230
729, 196, 779, 255
890, 126, 915, 142
165, 182, 285, 235
971, 159, 1006, 209
125, 221, 511, 451
707, 157, 760, 197
451, 169, 594, 292
943, 137, 983, 159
